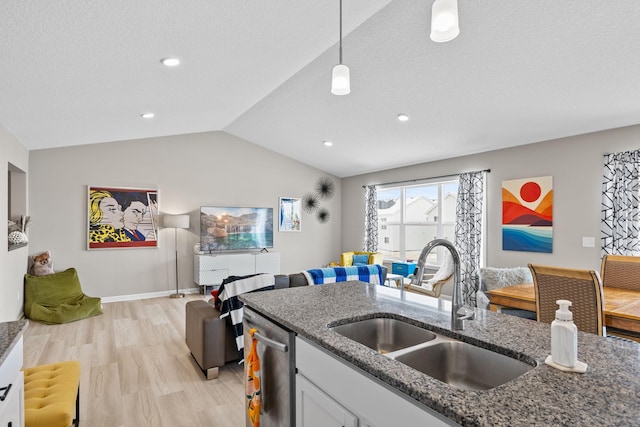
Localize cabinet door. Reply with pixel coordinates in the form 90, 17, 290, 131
296, 337, 455, 427
0, 371, 24, 427
296, 373, 358, 427
194, 255, 230, 286
228, 254, 255, 276
255, 252, 280, 274
199, 269, 230, 285
196, 254, 229, 270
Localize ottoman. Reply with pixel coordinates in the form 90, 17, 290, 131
185, 300, 239, 379
23, 360, 80, 427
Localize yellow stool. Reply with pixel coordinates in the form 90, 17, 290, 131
23, 360, 80, 427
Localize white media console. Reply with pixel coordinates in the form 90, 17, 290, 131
194, 252, 280, 294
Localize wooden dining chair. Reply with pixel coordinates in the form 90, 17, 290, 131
528, 264, 604, 335
600, 254, 640, 291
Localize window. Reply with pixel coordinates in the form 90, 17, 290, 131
376, 179, 458, 265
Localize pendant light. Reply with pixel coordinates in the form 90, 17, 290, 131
331, 0, 350, 95
430, 0, 460, 43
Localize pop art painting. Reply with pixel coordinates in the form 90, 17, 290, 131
88, 186, 159, 249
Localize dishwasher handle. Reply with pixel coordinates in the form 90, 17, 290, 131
244, 310, 289, 353
253, 332, 288, 353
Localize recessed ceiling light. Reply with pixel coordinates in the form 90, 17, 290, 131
161, 57, 180, 67
141, 112, 155, 119
397, 114, 409, 122
323, 141, 333, 147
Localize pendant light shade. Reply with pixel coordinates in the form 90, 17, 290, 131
430, 0, 460, 43
331, 64, 350, 95
331, 0, 350, 96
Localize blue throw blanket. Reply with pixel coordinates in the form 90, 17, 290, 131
303, 265, 383, 285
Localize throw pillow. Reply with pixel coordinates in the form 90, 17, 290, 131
28, 251, 54, 276
352, 254, 370, 265
479, 267, 533, 291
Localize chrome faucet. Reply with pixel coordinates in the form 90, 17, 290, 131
411, 239, 474, 330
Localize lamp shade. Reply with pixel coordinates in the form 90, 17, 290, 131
163, 214, 190, 229
331, 64, 351, 95
430, 0, 460, 43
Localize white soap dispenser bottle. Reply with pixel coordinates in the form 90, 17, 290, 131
551, 299, 578, 368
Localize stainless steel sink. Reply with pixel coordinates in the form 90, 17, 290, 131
330, 317, 535, 390
330, 317, 437, 354
391, 340, 535, 390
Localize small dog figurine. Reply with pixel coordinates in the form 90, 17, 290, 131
29, 251, 54, 276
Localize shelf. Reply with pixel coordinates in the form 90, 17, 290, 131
8, 242, 27, 251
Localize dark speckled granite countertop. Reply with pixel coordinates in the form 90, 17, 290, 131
0, 319, 28, 366
240, 282, 640, 427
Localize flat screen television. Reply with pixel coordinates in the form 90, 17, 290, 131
200, 206, 274, 252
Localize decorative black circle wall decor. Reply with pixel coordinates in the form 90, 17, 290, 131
315, 176, 335, 200
302, 193, 319, 213
317, 208, 330, 223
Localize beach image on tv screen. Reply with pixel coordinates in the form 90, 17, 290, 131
200, 206, 273, 251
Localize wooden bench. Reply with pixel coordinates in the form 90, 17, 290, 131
23, 360, 80, 427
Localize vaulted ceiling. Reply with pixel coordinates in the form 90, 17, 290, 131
2, 1, 639, 177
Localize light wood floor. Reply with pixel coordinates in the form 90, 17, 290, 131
23, 294, 246, 427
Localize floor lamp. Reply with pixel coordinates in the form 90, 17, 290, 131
163, 214, 190, 298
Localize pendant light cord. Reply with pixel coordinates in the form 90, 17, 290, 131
339, 0, 343, 64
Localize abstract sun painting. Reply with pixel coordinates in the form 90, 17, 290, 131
502, 176, 553, 253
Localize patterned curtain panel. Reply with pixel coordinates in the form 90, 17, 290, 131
602, 151, 640, 255
454, 171, 485, 307
363, 185, 378, 252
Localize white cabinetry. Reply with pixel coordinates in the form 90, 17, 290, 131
295, 337, 456, 427
194, 252, 280, 293
296, 373, 358, 427
0, 337, 24, 427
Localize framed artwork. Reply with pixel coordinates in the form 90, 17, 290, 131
87, 186, 159, 249
502, 176, 553, 253
279, 197, 302, 232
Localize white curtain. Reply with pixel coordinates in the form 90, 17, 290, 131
454, 171, 485, 307
363, 185, 378, 252
602, 150, 640, 255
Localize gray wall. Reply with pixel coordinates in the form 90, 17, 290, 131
0, 124, 29, 322
28, 131, 342, 300
11, 123, 640, 318
342, 125, 640, 272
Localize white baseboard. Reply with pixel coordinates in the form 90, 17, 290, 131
101, 287, 200, 303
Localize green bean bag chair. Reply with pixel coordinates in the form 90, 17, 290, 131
24, 268, 102, 324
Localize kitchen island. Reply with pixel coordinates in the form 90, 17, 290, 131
240, 281, 640, 426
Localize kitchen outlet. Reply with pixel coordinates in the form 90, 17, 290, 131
582, 237, 595, 248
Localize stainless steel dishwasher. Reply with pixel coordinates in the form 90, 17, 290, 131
243, 306, 296, 426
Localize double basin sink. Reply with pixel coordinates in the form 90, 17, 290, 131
330, 317, 535, 391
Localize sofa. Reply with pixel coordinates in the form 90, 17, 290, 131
185, 268, 387, 379
186, 272, 309, 379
